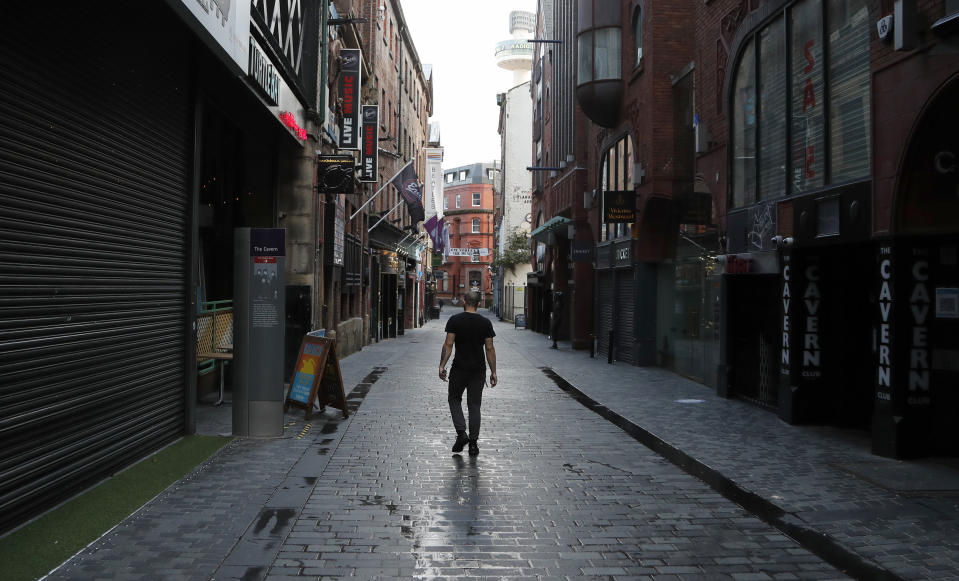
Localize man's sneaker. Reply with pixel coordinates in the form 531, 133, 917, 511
468, 439, 479, 456
452, 432, 470, 453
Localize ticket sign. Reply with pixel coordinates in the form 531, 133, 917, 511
285, 336, 348, 419
603, 190, 636, 223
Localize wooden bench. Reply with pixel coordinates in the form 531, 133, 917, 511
197, 301, 233, 406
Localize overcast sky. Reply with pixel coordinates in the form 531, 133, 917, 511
401, 0, 536, 170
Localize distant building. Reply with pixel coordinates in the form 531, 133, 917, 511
436, 164, 498, 304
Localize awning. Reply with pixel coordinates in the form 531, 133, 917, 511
529, 216, 571, 243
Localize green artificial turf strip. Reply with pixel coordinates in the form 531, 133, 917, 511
0, 435, 231, 581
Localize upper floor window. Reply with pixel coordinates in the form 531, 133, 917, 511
730, 0, 871, 209
472, 218, 481, 233
632, 6, 643, 66
456, 194, 461, 208
445, 173, 453, 183
472, 192, 481, 207
487, 169, 496, 180
458, 170, 468, 181
444, 196, 449, 210
600, 134, 634, 242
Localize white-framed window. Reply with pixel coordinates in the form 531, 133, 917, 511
472, 192, 481, 207
444, 196, 448, 210
472, 218, 480, 233
445, 173, 453, 183
456, 194, 461, 208
458, 170, 467, 181
487, 169, 496, 180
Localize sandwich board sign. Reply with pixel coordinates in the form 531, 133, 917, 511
285, 336, 348, 419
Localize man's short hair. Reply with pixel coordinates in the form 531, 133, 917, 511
464, 291, 481, 307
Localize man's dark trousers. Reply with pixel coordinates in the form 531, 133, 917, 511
448, 367, 484, 438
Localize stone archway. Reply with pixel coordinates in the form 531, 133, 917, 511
895, 74, 959, 235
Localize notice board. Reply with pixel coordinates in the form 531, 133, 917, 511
284, 336, 348, 419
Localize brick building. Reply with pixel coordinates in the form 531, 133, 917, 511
436, 164, 498, 303
535, 0, 959, 457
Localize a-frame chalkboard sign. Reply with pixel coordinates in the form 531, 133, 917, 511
284, 335, 349, 419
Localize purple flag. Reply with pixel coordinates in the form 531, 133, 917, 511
424, 215, 442, 249
391, 163, 425, 224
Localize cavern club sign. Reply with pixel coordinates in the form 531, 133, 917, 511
338, 49, 361, 149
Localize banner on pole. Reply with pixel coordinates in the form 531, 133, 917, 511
360, 105, 378, 182
338, 49, 361, 149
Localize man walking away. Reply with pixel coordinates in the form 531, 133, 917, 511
438, 291, 497, 456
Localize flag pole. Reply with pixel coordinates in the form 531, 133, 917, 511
368, 199, 404, 233
350, 160, 413, 220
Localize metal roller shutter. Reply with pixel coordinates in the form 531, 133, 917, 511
0, 4, 192, 533
615, 271, 637, 364
596, 271, 615, 359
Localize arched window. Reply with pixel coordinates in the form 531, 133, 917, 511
632, 6, 643, 66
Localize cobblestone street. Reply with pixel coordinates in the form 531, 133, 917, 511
47, 309, 863, 581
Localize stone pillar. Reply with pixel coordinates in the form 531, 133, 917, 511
871, 240, 934, 458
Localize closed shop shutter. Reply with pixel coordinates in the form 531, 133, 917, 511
0, 4, 192, 533
596, 271, 615, 358
615, 271, 637, 364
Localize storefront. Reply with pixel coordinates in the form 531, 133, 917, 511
0, 1, 316, 533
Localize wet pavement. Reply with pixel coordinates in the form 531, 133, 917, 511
43, 308, 959, 580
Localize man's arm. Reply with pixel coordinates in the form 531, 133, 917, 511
485, 337, 497, 387
439, 332, 455, 381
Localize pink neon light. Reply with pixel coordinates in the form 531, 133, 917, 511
279, 111, 308, 140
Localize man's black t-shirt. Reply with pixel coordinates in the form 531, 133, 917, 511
445, 312, 496, 373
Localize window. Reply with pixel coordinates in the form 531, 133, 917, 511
472, 218, 480, 233
632, 6, 643, 66
444, 196, 448, 210
732, 40, 756, 208
472, 192, 481, 207
600, 134, 634, 241
445, 173, 453, 183
456, 194, 461, 208
729, 0, 870, 209
458, 170, 468, 181
487, 169, 496, 180
759, 17, 787, 199
791, 0, 824, 192
577, 27, 621, 84
828, 0, 871, 182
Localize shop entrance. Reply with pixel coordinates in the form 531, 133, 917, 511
726, 274, 780, 408
891, 75, 959, 455
195, 99, 276, 407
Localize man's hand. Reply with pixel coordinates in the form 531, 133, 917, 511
439, 367, 448, 382
489, 372, 498, 387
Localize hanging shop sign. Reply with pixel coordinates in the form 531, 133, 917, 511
338, 48, 361, 149
360, 105, 378, 182
285, 336, 348, 419
603, 190, 636, 223
317, 154, 356, 194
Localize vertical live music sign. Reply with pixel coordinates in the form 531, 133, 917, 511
360, 105, 378, 182
338, 49, 361, 149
